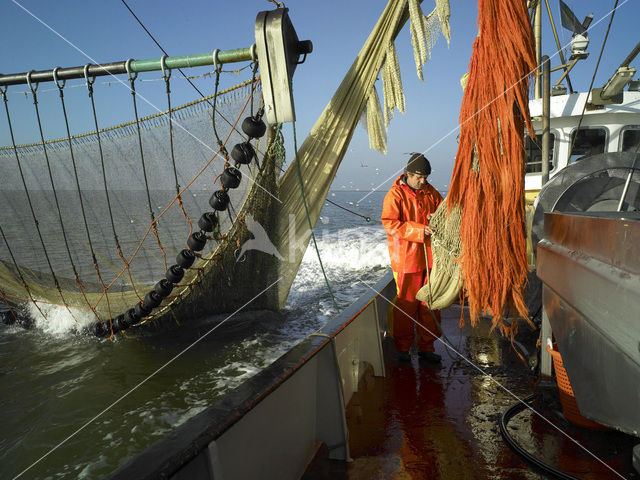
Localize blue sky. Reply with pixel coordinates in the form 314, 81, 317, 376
1, 0, 638, 191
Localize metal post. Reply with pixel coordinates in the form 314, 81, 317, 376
541, 55, 551, 186
540, 298, 553, 376
617, 154, 639, 211
620, 41, 640, 68
0, 47, 255, 87
543, 0, 573, 93
534, 0, 542, 99
540, 52, 552, 376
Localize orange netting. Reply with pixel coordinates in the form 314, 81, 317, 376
447, 0, 536, 333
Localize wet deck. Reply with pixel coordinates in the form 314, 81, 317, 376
304, 306, 638, 479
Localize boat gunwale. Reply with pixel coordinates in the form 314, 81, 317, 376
108, 270, 394, 479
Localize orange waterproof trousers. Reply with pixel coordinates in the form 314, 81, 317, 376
392, 271, 441, 353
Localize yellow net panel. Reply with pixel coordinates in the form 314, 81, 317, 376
273, 0, 451, 308
0, 77, 266, 331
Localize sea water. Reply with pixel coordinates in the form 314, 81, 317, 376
0, 190, 390, 479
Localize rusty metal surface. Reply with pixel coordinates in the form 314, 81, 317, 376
537, 212, 640, 437
304, 307, 638, 479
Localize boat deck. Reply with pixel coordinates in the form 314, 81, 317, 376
304, 306, 638, 479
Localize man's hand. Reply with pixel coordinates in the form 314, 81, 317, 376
425, 213, 435, 236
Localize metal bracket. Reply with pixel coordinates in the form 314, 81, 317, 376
254, 8, 312, 124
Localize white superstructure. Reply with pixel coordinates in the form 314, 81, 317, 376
525, 89, 640, 193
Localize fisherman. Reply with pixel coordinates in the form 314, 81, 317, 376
381, 153, 443, 363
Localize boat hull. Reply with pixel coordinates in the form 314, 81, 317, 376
537, 212, 640, 436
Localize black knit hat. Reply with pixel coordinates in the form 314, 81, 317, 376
406, 153, 431, 176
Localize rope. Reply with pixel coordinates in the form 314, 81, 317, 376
249, 61, 259, 117
12, 72, 82, 319
127, 63, 168, 271
0, 80, 253, 154
162, 57, 193, 232
121, 0, 222, 116
0, 221, 47, 321
29, 75, 83, 322
0, 288, 18, 324
84, 66, 124, 326
292, 121, 339, 311
324, 198, 373, 222
566, 0, 619, 161
53, 68, 101, 322
211, 65, 228, 158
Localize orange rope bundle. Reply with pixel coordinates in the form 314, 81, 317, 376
447, 0, 536, 332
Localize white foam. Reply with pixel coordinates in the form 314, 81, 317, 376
287, 225, 390, 310
28, 301, 96, 336
297, 226, 389, 276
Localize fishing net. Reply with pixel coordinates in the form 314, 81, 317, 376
0, 67, 278, 334
273, 0, 451, 307
0, 0, 452, 334
417, 0, 536, 335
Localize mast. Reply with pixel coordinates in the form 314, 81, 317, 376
534, 0, 542, 99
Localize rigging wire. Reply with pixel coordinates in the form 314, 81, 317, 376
26, 73, 82, 322
126, 61, 168, 271
84, 64, 127, 326
292, 121, 339, 312
52, 68, 102, 321
566, 0, 619, 161
0, 87, 48, 322
119, 0, 266, 156
324, 198, 374, 223
161, 56, 193, 233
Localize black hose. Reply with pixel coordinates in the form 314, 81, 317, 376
499, 394, 583, 480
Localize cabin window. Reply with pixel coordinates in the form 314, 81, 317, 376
621, 127, 640, 152
525, 133, 555, 173
569, 127, 607, 163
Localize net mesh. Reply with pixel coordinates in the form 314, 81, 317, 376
0, 75, 267, 330
1, 0, 453, 332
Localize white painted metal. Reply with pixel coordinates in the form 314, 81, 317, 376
110, 274, 394, 480
255, 9, 298, 123
526, 90, 640, 193
208, 348, 347, 479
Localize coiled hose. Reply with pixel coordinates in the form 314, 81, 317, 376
499, 394, 582, 480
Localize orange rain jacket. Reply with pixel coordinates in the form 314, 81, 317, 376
381, 175, 443, 273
